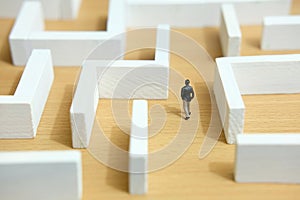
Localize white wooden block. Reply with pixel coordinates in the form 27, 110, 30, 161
126, 0, 291, 27
214, 54, 300, 144
0, 97, 33, 138
86, 60, 169, 99
0, 49, 54, 138
213, 60, 245, 144
235, 134, 300, 184
129, 100, 148, 195
155, 24, 171, 66
219, 4, 241, 56
61, 0, 82, 20
0, 0, 23, 18
107, 0, 126, 36
0, 150, 82, 200
36, 0, 61, 19
70, 65, 98, 148
14, 49, 54, 133
9, 0, 125, 66
28, 32, 113, 66
85, 25, 170, 99
261, 16, 300, 50
9, 1, 44, 66
70, 25, 169, 148
0, 0, 82, 20
225, 55, 300, 94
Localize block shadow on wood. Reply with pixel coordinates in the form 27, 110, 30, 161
105, 126, 129, 192
49, 84, 74, 148
209, 162, 234, 181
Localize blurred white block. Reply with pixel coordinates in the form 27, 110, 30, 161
2, 0, 289, 24
84, 24, 170, 99
0, 49, 54, 138
155, 24, 170, 66
126, 0, 291, 27
219, 4, 241, 56
261, 16, 300, 50
61, 0, 82, 19
0, 150, 82, 200
70, 25, 169, 148
235, 134, 300, 184
70, 65, 99, 148
129, 100, 148, 195
214, 54, 300, 144
0, 0, 81, 20
9, 1, 44, 65
9, 0, 126, 66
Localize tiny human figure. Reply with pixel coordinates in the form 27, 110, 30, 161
181, 79, 194, 120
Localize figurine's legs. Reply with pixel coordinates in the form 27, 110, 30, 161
187, 101, 191, 115
183, 100, 190, 119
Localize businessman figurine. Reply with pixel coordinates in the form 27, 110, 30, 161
181, 79, 194, 120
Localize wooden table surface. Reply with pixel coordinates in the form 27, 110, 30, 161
1, 0, 300, 199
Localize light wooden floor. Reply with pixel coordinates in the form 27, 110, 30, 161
0, 0, 300, 199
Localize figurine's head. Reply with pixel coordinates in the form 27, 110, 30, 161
185, 79, 190, 86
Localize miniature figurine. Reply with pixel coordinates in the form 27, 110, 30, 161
181, 79, 194, 120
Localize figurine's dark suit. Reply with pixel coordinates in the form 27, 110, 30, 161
181, 80, 194, 120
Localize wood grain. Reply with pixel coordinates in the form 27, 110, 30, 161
0, 0, 300, 199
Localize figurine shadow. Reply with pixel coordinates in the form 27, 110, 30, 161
209, 162, 234, 181
50, 84, 73, 147
105, 126, 129, 192
163, 105, 184, 119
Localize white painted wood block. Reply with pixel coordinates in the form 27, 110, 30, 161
219, 4, 241, 56
0, 150, 82, 200
28, 32, 113, 66
70, 65, 98, 148
129, 100, 148, 195
0, 0, 82, 20
226, 55, 300, 94
0, 49, 54, 138
261, 16, 300, 50
70, 25, 169, 148
213, 60, 245, 144
61, 0, 82, 20
214, 54, 300, 144
85, 25, 170, 99
9, 1, 44, 66
0, 0, 23, 19
155, 24, 171, 66
0, 97, 34, 138
85, 60, 169, 99
14, 50, 54, 134
126, 0, 291, 27
9, 0, 126, 66
235, 134, 300, 184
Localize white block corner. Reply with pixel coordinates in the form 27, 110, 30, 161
235, 134, 300, 184
0, 150, 82, 200
0, 49, 54, 138
261, 15, 300, 50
